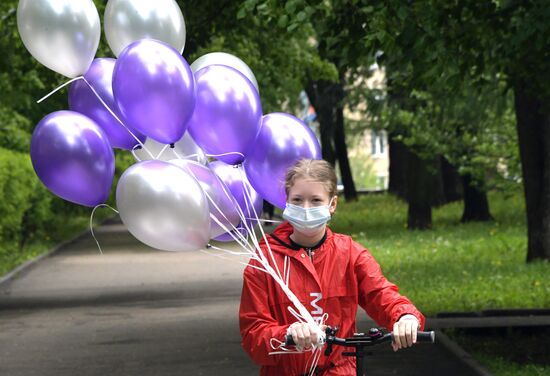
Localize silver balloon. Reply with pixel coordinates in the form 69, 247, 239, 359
190, 52, 259, 93
116, 160, 210, 252
133, 132, 208, 164
17, 0, 100, 78
104, 0, 186, 57
169, 159, 241, 238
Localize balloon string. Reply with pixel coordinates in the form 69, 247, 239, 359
90, 204, 119, 255
131, 144, 143, 162
179, 156, 322, 345
37, 76, 84, 103
236, 167, 283, 282
156, 144, 170, 159
173, 149, 202, 163
244, 218, 282, 224
178, 159, 254, 251
208, 164, 283, 280
36, 75, 155, 160
80, 77, 155, 159
205, 151, 245, 159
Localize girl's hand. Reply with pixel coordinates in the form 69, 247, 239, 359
392, 314, 419, 352
287, 323, 327, 351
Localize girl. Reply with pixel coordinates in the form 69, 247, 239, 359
239, 159, 425, 375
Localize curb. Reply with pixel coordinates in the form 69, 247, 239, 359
0, 215, 117, 288
435, 330, 494, 376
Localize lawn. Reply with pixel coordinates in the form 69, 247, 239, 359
330, 190, 550, 316
330, 190, 550, 376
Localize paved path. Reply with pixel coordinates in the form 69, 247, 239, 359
0, 218, 489, 376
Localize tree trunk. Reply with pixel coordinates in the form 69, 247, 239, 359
306, 79, 357, 200
514, 80, 550, 262
406, 151, 436, 230
461, 174, 492, 222
388, 135, 408, 199
407, 202, 432, 230
305, 81, 336, 165
334, 102, 357, 201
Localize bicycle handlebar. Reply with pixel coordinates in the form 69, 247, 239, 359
284, 327, 435, 348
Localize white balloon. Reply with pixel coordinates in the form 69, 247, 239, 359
17, 0, 100, 78
190, 52, 259, 93
116, 160, 210, 252
134, 133, 208, 164
104, 0, 186, 57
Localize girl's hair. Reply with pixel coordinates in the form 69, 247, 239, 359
285, 159, 337, 198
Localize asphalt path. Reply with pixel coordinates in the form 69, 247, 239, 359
0, 219, 483, 376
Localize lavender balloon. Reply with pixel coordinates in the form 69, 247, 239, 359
210, 161, 263, 228
30, 111, 115, 207
69, 58, 145, 150
169, 159, 240, 238
187, 65, 262, 165
113, 39, 196, 144
213, 226, 248, 243
244, 113, 321, 209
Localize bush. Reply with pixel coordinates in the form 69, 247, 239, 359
0, 147, 39, 246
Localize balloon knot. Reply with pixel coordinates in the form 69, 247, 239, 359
170, 143, 175, 148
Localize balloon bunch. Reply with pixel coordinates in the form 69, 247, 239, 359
17, 0, 321, 252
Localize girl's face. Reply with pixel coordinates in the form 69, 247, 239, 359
287, 177, 337, 214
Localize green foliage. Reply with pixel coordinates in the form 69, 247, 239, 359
330, 190, 550, 315
379, 76, 520, 190
187, 2, 337, 113
0, 148, 38, 246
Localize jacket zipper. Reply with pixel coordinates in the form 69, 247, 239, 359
306, 248, 313, 261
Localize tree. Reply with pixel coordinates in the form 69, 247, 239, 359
241, 0, 379, 201
361, 1, 548, 261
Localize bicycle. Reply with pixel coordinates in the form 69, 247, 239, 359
285, 326, 436, 376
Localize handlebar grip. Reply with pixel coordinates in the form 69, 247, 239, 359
416, 331, 435, 343
285, 334, 295, 347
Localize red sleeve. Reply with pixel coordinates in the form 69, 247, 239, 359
355, 245, 425, 331
239, 263, 288, 366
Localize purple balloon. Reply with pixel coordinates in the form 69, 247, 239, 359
113, 39, 196, 144
213, 226, 248, 242
69, 58, 145, 150
244, 113, 321, 209
30, 111, 115, 207
169, 159, 240, 238
187, 65, 262, 165
210, 161, 263, 226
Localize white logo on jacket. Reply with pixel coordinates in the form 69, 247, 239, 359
310, 292, 323, 324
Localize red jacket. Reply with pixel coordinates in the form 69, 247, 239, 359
239, 222, 425, 376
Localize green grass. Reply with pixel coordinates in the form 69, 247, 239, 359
473, 356, 549, 376
330, 190, 550, 316
0, 211, 114, 277
330, 190, 550, 376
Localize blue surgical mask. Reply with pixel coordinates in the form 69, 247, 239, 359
282, 199, 333, 235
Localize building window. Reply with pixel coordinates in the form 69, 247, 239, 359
371, 130, 385, 157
